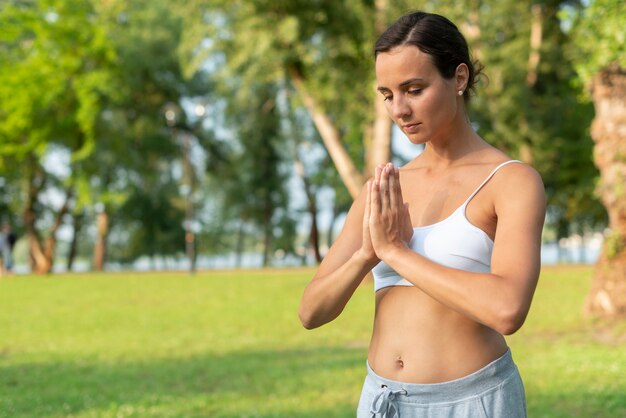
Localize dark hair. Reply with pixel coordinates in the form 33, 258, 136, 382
375, 11, 483, 102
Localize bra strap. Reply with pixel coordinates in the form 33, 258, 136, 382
462, 160, 522, 206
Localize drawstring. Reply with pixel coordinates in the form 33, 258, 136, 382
370, 384, 407, 418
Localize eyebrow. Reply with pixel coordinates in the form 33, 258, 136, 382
377, 78, 425, 92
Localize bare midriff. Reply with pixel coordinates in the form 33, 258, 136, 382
367, 285, 508, 384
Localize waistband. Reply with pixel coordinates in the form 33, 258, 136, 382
366, 348, 518, 404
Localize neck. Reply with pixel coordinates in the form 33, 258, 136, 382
420, 118, 486, 168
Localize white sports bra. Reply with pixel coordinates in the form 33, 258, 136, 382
372, 160, 521, 292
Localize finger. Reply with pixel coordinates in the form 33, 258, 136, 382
380, 163, 390, 213
364, 180, 371, 229
394, 166, 403, 210
371, 174, 382, 219
388, 164, 398, 210
375, 164, 383, 187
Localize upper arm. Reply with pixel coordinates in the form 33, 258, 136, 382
490, 164, 546, 308
313, 181, 369, 280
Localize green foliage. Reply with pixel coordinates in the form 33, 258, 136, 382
0, 0, 117, 161
570, 0, 626, 83
0, 0, 615, 266
183, 0, 604, 245
0, 0, 218, 266
215, 82, 297, 264
0, 267, 625, 417
185, 0, 380, 169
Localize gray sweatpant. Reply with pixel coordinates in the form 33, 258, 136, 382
357, 349, 527, 418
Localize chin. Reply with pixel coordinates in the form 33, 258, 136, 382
405, 133, 428, 145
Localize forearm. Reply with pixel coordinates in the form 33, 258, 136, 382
383, 247, 532, 335
299, 250, 378, 329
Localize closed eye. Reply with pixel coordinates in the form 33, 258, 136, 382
408, 89, 422, 96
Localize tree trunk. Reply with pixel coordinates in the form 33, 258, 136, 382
289, 67, 365, 199
25, 203, 71, 275
235, 219, 245, 268
23, 158, 48, 273
66, 211, 84, 272
287, 2, 392, 200
262, 201, 273, 267
367, 0, 393, 176
93, 210, 108, 271
584, 64, 626, 317
327, 204, 340, 250
365, 90, 393, 177
283, 3, 395, 202
309, 202, 322, 263
294, 158, 322, 263
23, 161, 72, 274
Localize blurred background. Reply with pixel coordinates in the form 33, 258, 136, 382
0, 0, 624, 274
2, 2, 626, 417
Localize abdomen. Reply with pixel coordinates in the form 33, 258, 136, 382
368, 286, 507, 383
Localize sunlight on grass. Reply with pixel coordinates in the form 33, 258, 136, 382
0, 266, 625, 417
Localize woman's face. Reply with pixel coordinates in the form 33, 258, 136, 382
375, 45, 465, 145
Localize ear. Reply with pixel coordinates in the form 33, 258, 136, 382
455, 63, 469, 93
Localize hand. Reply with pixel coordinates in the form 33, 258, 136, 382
369, 163, 413, 259
358, 178, 379, 265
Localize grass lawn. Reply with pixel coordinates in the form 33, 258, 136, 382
0, 266, 625, 417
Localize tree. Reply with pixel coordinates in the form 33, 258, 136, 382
185, 0, 599, 222
0, 0, 117, 273
169, 0, 605, 273
182, 0, 394, 201
0, 0, 217, 273
221, 83, 296, 267
87, 0, 210, 270
572, 0, 626, 317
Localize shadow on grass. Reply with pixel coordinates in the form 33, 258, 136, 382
0, 346, 365, 417
3, 345, 625, 417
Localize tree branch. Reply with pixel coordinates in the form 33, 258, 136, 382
289, 66, 364, 199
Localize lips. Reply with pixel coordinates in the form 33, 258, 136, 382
402, 123, 421, 133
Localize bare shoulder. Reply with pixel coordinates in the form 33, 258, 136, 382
493, 161, 546, 213
496, 161, 544, 193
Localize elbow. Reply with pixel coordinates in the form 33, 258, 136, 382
298, 305, 323, 330
299, 302, 338, 330
493, 307, 528, 336
298, 311, 316, 330
496, 318, 524, 336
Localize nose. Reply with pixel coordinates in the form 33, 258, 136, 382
390, 96, 411, 120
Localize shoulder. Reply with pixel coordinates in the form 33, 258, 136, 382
494, 161, 544, 191
492, 161, 546, 215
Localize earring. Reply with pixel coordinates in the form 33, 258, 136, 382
457, 90, 464, 96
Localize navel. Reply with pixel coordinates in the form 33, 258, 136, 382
396, 355, 404, 368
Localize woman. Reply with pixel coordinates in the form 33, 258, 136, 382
298, 10, 545, 418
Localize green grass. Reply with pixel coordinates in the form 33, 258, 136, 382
0, 266, 625, 417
